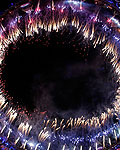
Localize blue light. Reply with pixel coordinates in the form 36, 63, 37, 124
5, 142, 9, 146
111, 17, 120, 27
1, 139, 5, 144
116, 2, 120, 9
114, 36, 120, 41
9, 147, 15, 150
66, 0, 80, 6
108, 1, 114, 4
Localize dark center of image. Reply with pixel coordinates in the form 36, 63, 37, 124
1, 27, 116, 119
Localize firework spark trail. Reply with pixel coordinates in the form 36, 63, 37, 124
47, 142, 51, 150
90, 23, 95, 41
109, 137, 111, 146
6, 107, 18, 123
7, 128, 12, 139
18, 122, 32, 136
1, 124, 6, 134
38, 127, 50, 142
14, 137, 20, 145
0, 94, 6, 108
62, 144, 66, 150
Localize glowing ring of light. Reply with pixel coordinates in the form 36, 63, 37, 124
0, 0, 120, 149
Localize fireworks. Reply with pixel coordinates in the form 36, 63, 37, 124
0, 0, 120, 149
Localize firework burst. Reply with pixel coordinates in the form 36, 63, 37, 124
0, 0, 120, 150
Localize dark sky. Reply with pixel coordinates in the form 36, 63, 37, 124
0, 0, 17, 13
1, 26, 116, 119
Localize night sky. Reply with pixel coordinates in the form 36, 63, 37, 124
1, 27, 116, 119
